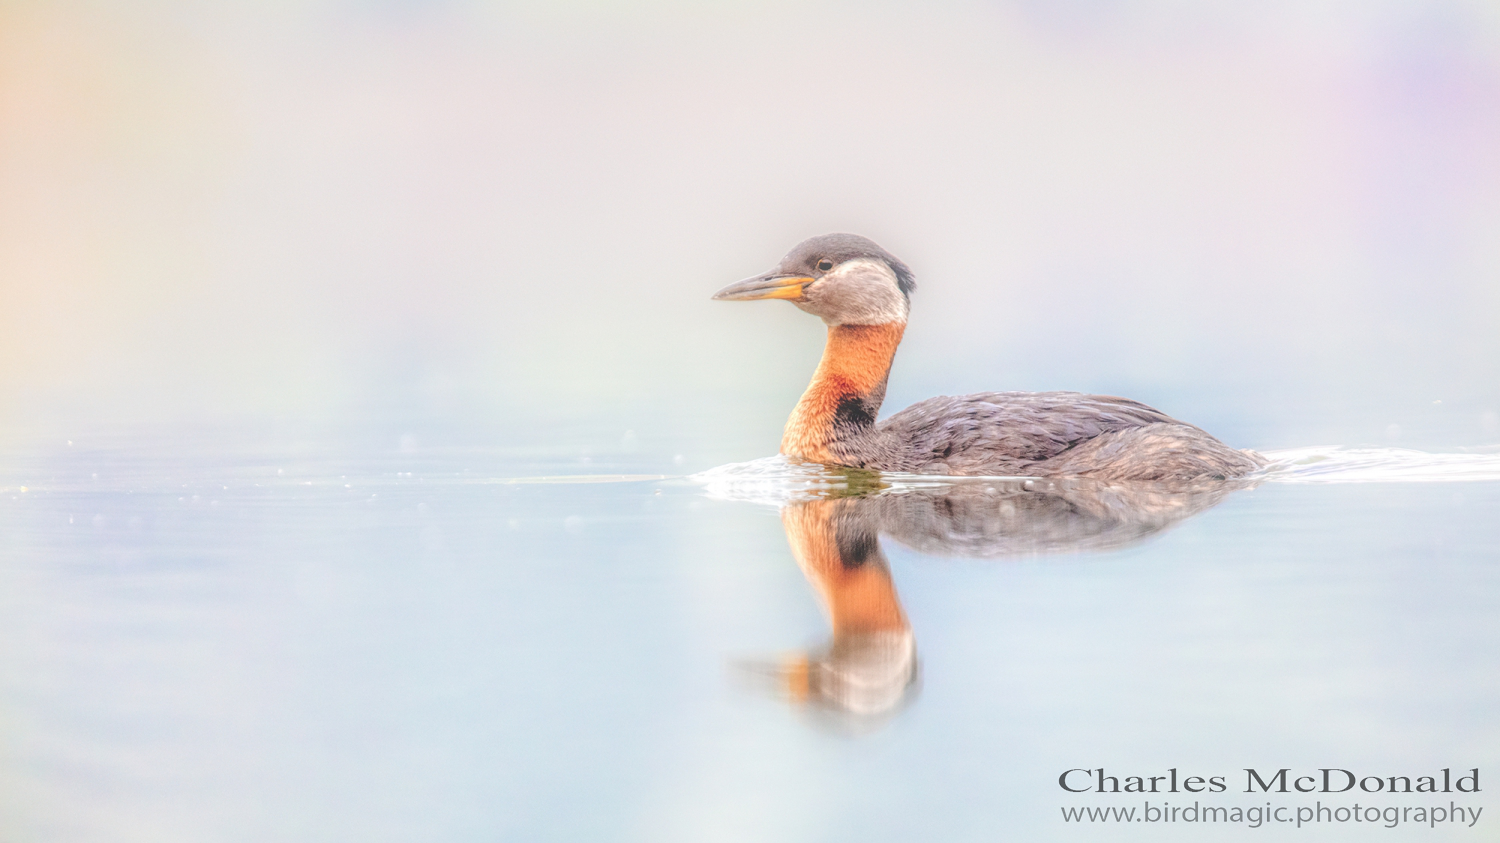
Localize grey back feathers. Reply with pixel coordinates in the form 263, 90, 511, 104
829, 392, 1268, 481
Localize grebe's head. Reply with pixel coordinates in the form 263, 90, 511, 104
713, 233, 916, 326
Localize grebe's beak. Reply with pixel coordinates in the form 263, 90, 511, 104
712, 272, 814, 301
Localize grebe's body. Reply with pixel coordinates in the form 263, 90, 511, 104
715, 234, 1264, 482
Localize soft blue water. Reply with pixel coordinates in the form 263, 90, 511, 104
1, 427, 1496, 841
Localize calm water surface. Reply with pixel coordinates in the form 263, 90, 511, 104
1, 424, 1497, 842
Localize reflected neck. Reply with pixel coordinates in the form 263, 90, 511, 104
781, 321, 904, 462
781, 501, 908, 634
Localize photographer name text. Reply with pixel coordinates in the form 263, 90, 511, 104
1058, 767, 1480, 795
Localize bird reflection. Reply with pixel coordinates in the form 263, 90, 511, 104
773, 497, 918, 718
755, 474, 1249, 721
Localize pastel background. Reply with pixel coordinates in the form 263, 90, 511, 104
3, 0, 1497, 454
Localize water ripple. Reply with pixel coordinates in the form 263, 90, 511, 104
1259, 446, 1500, 484
693, 445, 1500, 505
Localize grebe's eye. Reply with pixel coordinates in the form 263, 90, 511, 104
815, 259, 834, 272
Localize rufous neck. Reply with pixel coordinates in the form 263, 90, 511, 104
780, 321, 905, 462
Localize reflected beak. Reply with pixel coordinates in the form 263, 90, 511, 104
712, 272, 815, 301
782, 655, 812, 703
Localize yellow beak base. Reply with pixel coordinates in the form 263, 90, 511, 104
711, 274, 814, 302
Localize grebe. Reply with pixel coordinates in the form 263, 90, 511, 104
713, 233, 1265, 481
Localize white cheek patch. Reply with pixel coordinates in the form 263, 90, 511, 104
807, 258, 910, 326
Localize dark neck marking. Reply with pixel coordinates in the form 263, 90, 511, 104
833, 393, 878, 430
